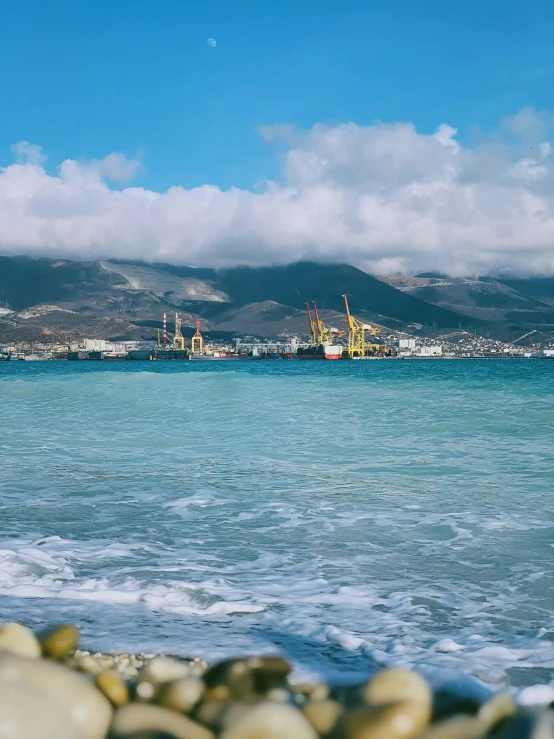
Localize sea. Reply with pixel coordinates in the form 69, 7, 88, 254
1, 359, 554, 701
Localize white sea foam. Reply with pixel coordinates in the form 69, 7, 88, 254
3, 361, 554, 699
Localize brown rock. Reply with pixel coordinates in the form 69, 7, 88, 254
203, 656, 291, 699
363, 669, 432, 708
38, 624, 80, 660
338, 701, 431, 739
110, 703, 214, 739
418, 715, 485, 739
96, 670, 129, 707
303, 698, 343, 735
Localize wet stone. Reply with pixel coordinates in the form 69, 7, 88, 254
0, 622, 41, 658
0, 649, 112, 739
156, 677, 205, 713
220, 701, 318, 739
418, 715, 485, 739
302, 698, 343, 735
338, 701, 431, 739
111, 703, 214, 739
141, 657, 191, 685
203, 656, 291, 700
363, 668, 432, 708
96, 669, 129, 707
38, 624, 80, 660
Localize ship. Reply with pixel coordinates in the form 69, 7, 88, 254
296, 344, 343, 360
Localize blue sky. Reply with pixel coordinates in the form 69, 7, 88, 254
1, 0, 553, 191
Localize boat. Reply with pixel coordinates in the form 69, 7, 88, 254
24, 353, 52, 361
126, 350, 153, 360
296, 344, 343, 360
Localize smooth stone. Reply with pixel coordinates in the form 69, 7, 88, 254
203, 685, 232, 702
96, 670, 129, 706
157, 677, 205, 713
477, 692, 516, 732
0, 650, 112, 739
338, 701, 431, 739
493, 710, 554, 739
194, 700, 230, 731
0, 681, 80, 739
141, 657, 190, 685
204, 656, 291, 699
418, 715, 485, 739
302, 698, 343, 735
0, 622, 41, 658
111, 703, 214, 739
297, 683, 330, 702
220, 702, 318, 739
38, 624, 80, 660
364, 669, 432, 708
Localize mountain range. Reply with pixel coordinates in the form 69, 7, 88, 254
0, 256, 553, 344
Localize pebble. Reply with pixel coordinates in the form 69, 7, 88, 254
95, 670, 129, 707
220, 701, 318, 739
477, 692, 516, 733
203, 656, 291, 700
363, 668, 432, 708
296, 683, 330, 702
140, 656, 191, 684
302, 698, 343, 735
338, 701, 431, 739
38, 624, 80, 660
157, 677, 205, 713
418, 715, 485, 739
0, 622, 41, 658
0, 650, 112, 739
0, 680, 80, 739
111, 703, 214, 739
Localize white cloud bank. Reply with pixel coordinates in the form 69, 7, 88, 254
1, 108, 554, 276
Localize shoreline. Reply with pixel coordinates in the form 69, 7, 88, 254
1, 622, 553, 738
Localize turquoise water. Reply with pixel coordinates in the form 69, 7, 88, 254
1, 359, 554, 692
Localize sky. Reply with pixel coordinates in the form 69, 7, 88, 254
0, 0, 553, 275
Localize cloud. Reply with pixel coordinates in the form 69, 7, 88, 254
11, 141, 46, 166
1, 109, 554, 276
86, 152, 143, 183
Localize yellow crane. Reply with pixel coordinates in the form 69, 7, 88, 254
312, 301, 344, 345
191, 320, 203, 354
173, 313, 185, 351
305, 302, 317, 344
342, 294, 379, 358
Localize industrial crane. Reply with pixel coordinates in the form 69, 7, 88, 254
305, 302, 317, 344
342, 294, 379, 358
191, 319, 204, 354
512, 329, 537, 345
173, 313, 185, 351
311, 301, 344, 345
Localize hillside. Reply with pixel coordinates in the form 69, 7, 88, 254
380, 274, 554, 324
0, 257, 474, 343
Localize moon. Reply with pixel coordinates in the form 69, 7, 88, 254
207, 38, 216, 48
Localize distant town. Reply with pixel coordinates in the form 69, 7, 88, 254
1, 319, 553, 361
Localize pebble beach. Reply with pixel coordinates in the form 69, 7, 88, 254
1, 621, 553, 739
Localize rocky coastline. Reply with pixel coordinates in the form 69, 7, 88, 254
0, 621, 551, 738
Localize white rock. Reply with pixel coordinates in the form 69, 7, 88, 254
0, 651, 112, 739
111, 703, 213, 739
0, 623, 41, 658
221, 702, 318, 739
